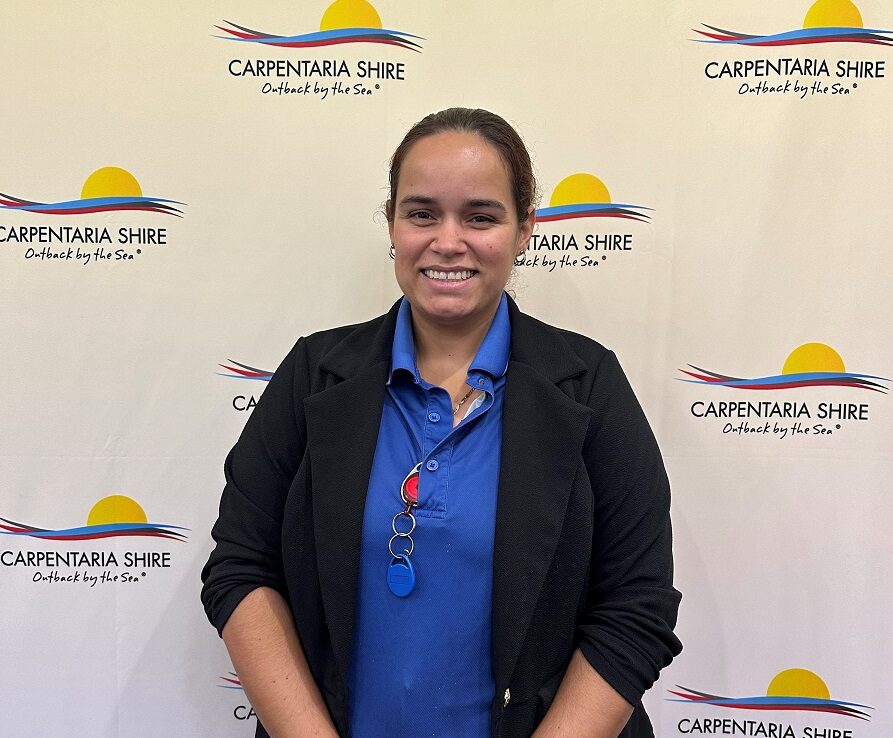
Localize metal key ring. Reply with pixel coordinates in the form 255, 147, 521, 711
388, 533, 414, 558
392, 510, 416, 537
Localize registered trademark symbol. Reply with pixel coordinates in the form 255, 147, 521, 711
141, 571, 147, 577
835, 424, 841, 430
136, 249, 142, 255
853, 83, 858, 89
375, 84, 380, 89
601, 255, 607, 260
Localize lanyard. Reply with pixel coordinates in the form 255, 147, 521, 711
386, 462, 420, 597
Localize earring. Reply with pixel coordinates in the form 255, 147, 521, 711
389, 244, 396, 260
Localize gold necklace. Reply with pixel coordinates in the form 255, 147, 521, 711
452, 386, 476, 416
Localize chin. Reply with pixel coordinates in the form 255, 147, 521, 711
414, 297, 491, 326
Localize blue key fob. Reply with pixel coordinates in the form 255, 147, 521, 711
387, 554, 415, 597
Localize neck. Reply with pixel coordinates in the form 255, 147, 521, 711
411, 305, 497, 389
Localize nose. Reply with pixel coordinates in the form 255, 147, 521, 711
431, 217, 467, 256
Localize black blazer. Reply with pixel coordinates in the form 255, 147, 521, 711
202, 296, 681, 737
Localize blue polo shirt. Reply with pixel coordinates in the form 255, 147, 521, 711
348, 293, 510, 736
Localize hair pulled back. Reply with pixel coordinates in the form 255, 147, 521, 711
387, 108, 537, 223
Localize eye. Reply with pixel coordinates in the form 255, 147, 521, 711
408, 210, 434, 222
469, 214, 497, 225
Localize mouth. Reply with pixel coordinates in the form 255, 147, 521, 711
421, 268, 477, 282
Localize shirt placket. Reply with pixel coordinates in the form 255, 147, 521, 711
415, 385, 453, 516
415, 374, 497, 515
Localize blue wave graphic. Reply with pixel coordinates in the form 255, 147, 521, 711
679, 370, 889, 387
699, 26, 893, 44
536, 202, 653, 217
0, 522, 189, 537
666, 695, 873, 708
0, 196, 184, 212
218, 27, 423, 43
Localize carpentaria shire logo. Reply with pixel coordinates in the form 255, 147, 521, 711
1, 495, 187, 543
518, 172, 652, 273
219, 359, 272, 412
679, 342, 887, 393
695, 0, 891, 98
668, 667, 873, 737
218, 0, 423, 99
0, 166, 183, 265
1, 495, 187, 587
218, 672, 257, 722
680, 342, 888, 439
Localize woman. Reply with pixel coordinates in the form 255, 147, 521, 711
202, 108, 681, 737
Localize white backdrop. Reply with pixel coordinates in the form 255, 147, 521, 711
1, 1, 891, 736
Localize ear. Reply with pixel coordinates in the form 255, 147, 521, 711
517, 206, 535, 253
386, 200, 395, 240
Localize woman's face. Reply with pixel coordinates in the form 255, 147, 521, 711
389, 131, 534, 331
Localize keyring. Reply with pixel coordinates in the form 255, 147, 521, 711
387, 461, 422, 596
388, 533, 414, 558
392, 510, 416, 537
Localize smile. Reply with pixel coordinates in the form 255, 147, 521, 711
422, 269, 477, 281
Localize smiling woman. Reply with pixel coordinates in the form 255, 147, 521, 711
388, 130, 534, 339
201, 108, 681, 738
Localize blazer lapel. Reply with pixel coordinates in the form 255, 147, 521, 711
303, 305, 399, 688
491, 303, 593, 691
305, 365, 387, 687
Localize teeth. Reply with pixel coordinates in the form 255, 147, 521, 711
423, 269, 475, 281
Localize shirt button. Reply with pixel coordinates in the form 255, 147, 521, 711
477, 378, 485, 386
428, 411, 441, 423
426, 459, 439, 471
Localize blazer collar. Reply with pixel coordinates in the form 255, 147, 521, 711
317, 300, 401, 380
306, 295, 592, 696
504, 294, 587, 384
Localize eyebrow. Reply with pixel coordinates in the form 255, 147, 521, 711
398, 195, 508, 213
467, 199, 507, 213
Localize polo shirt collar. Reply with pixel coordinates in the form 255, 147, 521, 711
388, 292, 512, 384
469, 292, 510, 379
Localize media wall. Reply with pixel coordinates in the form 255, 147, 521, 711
1, 1, 891, 735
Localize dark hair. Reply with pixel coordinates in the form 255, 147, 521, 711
386, 107, 537, 223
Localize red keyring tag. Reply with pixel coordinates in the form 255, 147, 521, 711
401, 462, 421, 507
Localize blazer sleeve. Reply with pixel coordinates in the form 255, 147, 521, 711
200, 337, 311, 636
576, 349, 682, 706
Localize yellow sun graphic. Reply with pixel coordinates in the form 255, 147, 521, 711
320, 0, 382, 30
803, 0, 863, 28
80, 167, 142, 200
87, 495, 148, 526
782, 343, 846, 375
767, 669, 831, 700
549, 173, 611, 207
